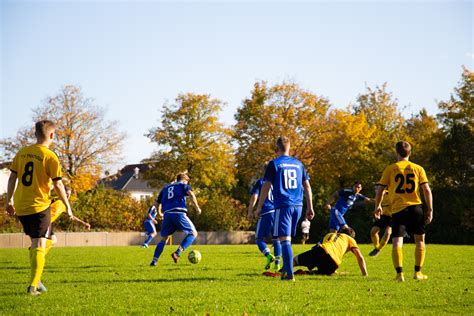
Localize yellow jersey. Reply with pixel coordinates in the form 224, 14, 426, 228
381, 190, 391, 216
378, 160, 428, 215
320, 233, 359, 266
10, 144, 62, 216
50, 199, 66, 223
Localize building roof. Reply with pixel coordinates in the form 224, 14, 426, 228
101, 163, 157, 193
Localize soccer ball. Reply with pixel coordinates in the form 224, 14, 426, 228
188, 249, 201, 264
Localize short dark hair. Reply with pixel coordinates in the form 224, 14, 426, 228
341, 226, 356, 238
276, 136, 290, 152
396, 141, 411, 158
35, 120, 55, 140
353, 181, 362, 186
176, 173, 190, 182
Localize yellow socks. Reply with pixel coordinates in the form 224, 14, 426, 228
45, 239, 53, 256
30, 247, 46, 289
371, 233, 380, 249
378, 234, 390, 250
392, 246, 403, 272
415, 246, 426, 269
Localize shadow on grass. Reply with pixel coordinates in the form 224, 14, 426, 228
57, 277, 218, 284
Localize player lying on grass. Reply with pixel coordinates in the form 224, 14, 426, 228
281, 229, 368, 277
142, 205, 160, 248
247, 164, 281, 272
369, 184, 391, 257
150, 173, 202, 266
324, 181, 373, 235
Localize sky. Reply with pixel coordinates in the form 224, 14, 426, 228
1, 0, 472, 172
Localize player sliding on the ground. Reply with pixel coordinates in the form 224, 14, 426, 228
247, 164, 281, 272
292, 230, 368, 276
150, 173, 202, 266
369, 184, 391, 257
255, 136, 314, 281
375, 141, 433, 282
5, 120, 73, 295
142, 205, 160, 248
324, 181, 373, 235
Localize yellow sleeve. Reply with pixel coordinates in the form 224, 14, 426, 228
378, 165, 391, 187
46, 152, 62, 180
419, 166, 428, 184
348, 236, 359, 249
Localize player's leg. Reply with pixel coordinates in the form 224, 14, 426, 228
391, 209, 407, 281
143, 221, 157, 248
256, 214, 275, 269
172, 213, 197, 262
151, 214, 173, 266
370, 226, 380, 249
328, 210, 341, 234
412, 205, 428, 280
272, 237, 282, 271
151, 236, 169, 266
378, 225, 392, 251
279, 206, 302, 281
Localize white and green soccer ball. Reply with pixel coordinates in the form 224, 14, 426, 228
188, 249, 201, 264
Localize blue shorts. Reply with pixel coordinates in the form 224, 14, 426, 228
273, 206, 302, 237
256, 211, 276, 239
160, 212, 196, 237
329, 208, 346, 231
144, 221, 156, 235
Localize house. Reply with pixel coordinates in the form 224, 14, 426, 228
101, 164, 158, 200
0, 162, 11, 195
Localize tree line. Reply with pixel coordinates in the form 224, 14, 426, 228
1, 67, 472, 244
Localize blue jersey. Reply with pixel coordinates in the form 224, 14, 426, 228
145, 205, 157, 221
264, 155, 309, 209
157, 182, 192, 213
333, 189, 366, 215
250, 178, 274, 214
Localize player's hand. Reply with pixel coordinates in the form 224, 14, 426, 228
196, 207, 202, 215
374, 207, 382, 220
6, 204, 15, 216
153, 219, 158, 225
306, 208, 314, 220
247, 212, 253, 221
323, 203, 331, 211
424, 210, 433, 225
254, 207, 261, 219
85, 223, 91, 230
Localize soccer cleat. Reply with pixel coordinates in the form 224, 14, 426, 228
294, 269, 309, 276
280, 271, 295, 281
274, 263, 282, 272
264, 254, 275, 270
37, 281, 47, 292
27, 286, 41, 296
150, 260, 157, 267
369, 249, 380, 257
395, 273, 405, 282
142, 244, 148, 248
414, 272, 428, 280
171, 252, 180, 264
262, 271, 280, 277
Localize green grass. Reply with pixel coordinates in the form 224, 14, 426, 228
0, 244, 473, 315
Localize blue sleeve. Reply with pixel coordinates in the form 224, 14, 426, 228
250, 180, 261, 195
338, 189, 345, 197
263, 160, 276, 183
184, 184, 192, 194
357, 194, 367, 201
303, 167, 310, 182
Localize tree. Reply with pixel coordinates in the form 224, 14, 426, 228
1, 85, 125, 192
146, 93, 236, 190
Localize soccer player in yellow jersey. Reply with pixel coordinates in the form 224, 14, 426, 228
375, 141, 433, 282
5, 120, 73, 295
369, 185, 392, 257
292, 230, 368, 276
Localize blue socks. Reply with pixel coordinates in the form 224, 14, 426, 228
272, 239, 282, 264
152, 240, 166, 262
281, 240, 293, 276
176, 234, 195, 256
143, 234, 154, 246
256, 238, 271, 256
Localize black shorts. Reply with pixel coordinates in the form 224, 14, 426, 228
18, 208, 51, 239
295, 245, 338, 275
372, 215, 392, 230
391, 205, 425, 238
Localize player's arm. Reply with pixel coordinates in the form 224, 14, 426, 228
303, 180, 314, 220
351, 247, 368, 276
188, 190, 202, 215
364, 196, 375, 203
53, 179, 73, 218
324, 191, 338, 210
374, 185, 385, 219
5, 172, 18, 216
247, 194, 258, 220
421, 183, 433, 225
255, 181, 271, 218
70, 215, 91, 230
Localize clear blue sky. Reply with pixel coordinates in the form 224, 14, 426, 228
1, 1, 472, 171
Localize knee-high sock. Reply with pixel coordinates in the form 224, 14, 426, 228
371, 232, 380, 249
392, 246, 403, 272
176, 234, 195, 256
256, 238, 270, 256
153, 240, 166, 261
143, 234, 154, 246
30, 247, 46, 288
378, 233, 390, 250
45, 239, 53, 256
415, 246, 425, 271
272, 239, 281, 264
281, 240, 293, 276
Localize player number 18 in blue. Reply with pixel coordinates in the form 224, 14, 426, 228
283, 169, 297, 189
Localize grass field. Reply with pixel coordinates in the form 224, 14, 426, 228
1, 244, 473, 314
